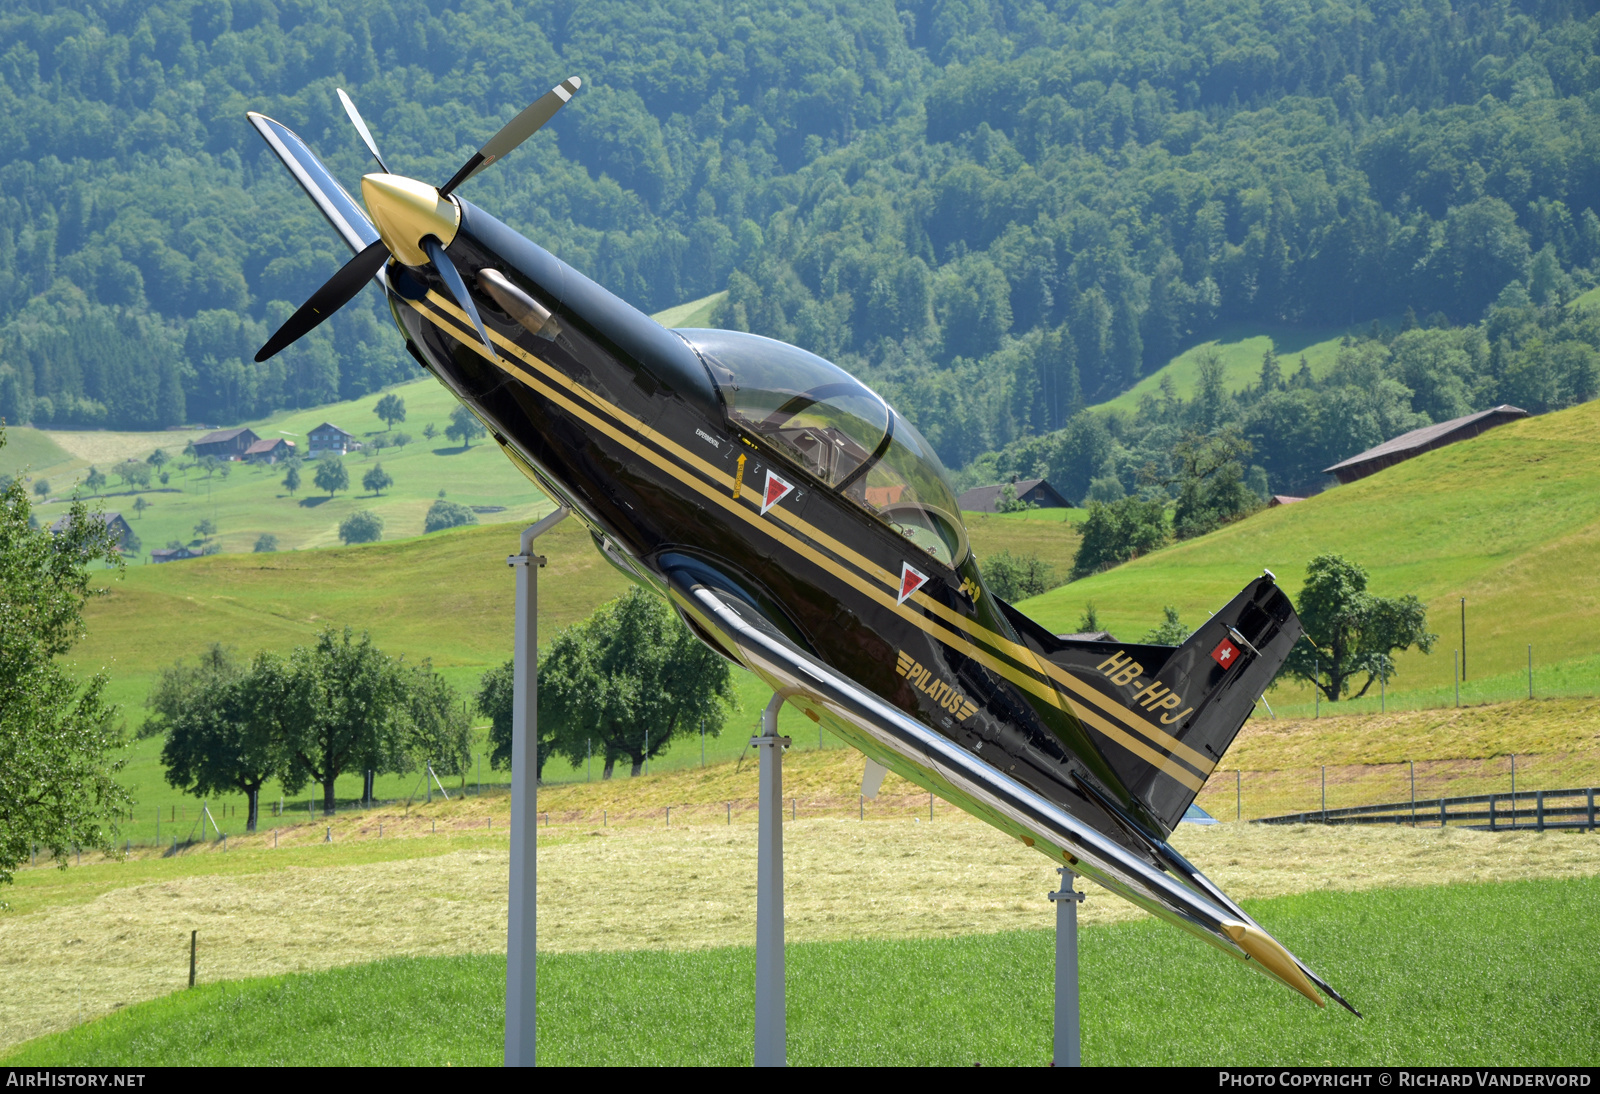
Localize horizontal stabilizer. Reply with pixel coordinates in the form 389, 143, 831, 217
1002, 576, 1301, 834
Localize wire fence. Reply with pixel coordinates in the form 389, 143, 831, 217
1195, 749, 1600, 825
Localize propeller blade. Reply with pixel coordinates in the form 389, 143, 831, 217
424, 235, 497, 360
337, 88, 389, 173
255, 239, 390, 362
438, 76, 581, 196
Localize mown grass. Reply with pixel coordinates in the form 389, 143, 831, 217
1023, 398, 1600, 707
6, 876, 1595, 1066
1090, 322, 1358, 416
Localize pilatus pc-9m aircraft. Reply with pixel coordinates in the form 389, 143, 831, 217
249, 78, 1354, 1014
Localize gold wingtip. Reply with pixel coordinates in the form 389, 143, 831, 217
1223, 921, 1325, 1007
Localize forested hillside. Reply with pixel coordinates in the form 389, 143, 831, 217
2, 0, 1598, 492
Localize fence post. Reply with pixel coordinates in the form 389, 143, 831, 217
1588, 788, 1595, 831
1489, 795, 1497, 832
1439, 796, 1446, 829
1511, 756, 1517, 829
1410, 761, 1415, 828
189, 930, 197, 988
1535, 791, 1544, 832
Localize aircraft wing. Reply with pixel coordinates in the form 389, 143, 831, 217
665, 567, 1355, 1013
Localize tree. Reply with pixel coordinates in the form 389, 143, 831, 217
147, 449, 169, 471
200, 455, 221, 481
1142, 606, 1191, 645
994, 483, 1035, 513
479, 660, 562, 781
133, 496, 148, 518
84, 466, 106, 495
254, 533, 278, 552
980, 550, 1057, 601
274, 628, 411, 814
151, 646, 280, 832
423, 422, 438, 441
282, 462, 302, 496
1168, 429, 1262, 541
424, 499, 478, 533
539, 588, 736, 777
193, 518, 216, 540
0, 428, 130, 900
1281, 555, 1437, 702
1070, 497, 1168, 579
404, 666, 472, 794
446, 405, 486, 448
362, 463, 392, 496
374, 393, 407, 431
314, 456, 349, 498
33, 479, 49, 499
339, 510, 384, 544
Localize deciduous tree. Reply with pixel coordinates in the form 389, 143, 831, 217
0, 429, 130, 900
539, 589, 735, 777
314, 456, 348, 498
374, 393, 406, 431
1282, 555, 1437, 701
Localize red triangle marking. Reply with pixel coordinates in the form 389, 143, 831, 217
897, 563, 929, 605
760, 470, 794, 515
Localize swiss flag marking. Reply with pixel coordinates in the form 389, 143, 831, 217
897, 563, 929, 605
1211, 637, 1241, 669
760, 470, 794, 515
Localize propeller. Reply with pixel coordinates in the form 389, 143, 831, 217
255, 77, 581, 362
425, 234, 497, 360
254, 239, 389, 362
336, 88, 389, 173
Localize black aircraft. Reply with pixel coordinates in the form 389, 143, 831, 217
248, 79, 1353, 1014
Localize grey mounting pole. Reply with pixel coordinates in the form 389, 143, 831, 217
751, 692, 793, 1067
1048, 867, 1085, 1067
504, 506, 568, 1068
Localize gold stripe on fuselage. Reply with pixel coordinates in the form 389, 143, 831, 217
409, 292, 1208, 792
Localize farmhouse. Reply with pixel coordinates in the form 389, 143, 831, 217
151, 546, 201, 563
1268, 495, 1306, 507
957, 478, 1073, 513
1322, 405, 1528, 485
244, 437, 296, 464
49, 511, 134, 551
308, 422, 359, 455
191, 427, 258, 460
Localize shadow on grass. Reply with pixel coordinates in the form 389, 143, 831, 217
430, 446, 473, 457
297, 496, 332, 508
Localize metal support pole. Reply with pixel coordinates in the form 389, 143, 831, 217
1511, 756, 1517, 829
752, 692, 792, 1068
1048, 868, 1084, 1067
189, 930, 197, 988
1460, 597, 1466, 681
505, 507, 567, 1069
1410, 761, 1415, 828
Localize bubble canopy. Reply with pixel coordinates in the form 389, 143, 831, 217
679, 329, 970, 569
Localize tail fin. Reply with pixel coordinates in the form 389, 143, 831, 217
1005, 575, 1301, 833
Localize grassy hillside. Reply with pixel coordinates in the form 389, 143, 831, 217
0, 296, 710, 555
1090, 323, 1357, 416
651, 291, 728, 330
1018, 398, 1600, 711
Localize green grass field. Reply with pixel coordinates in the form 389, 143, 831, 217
1090, 322, 1359, 416
0, 297, 721, 555
6, 876, 1594, 1066
1021, 397, 1600, 712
